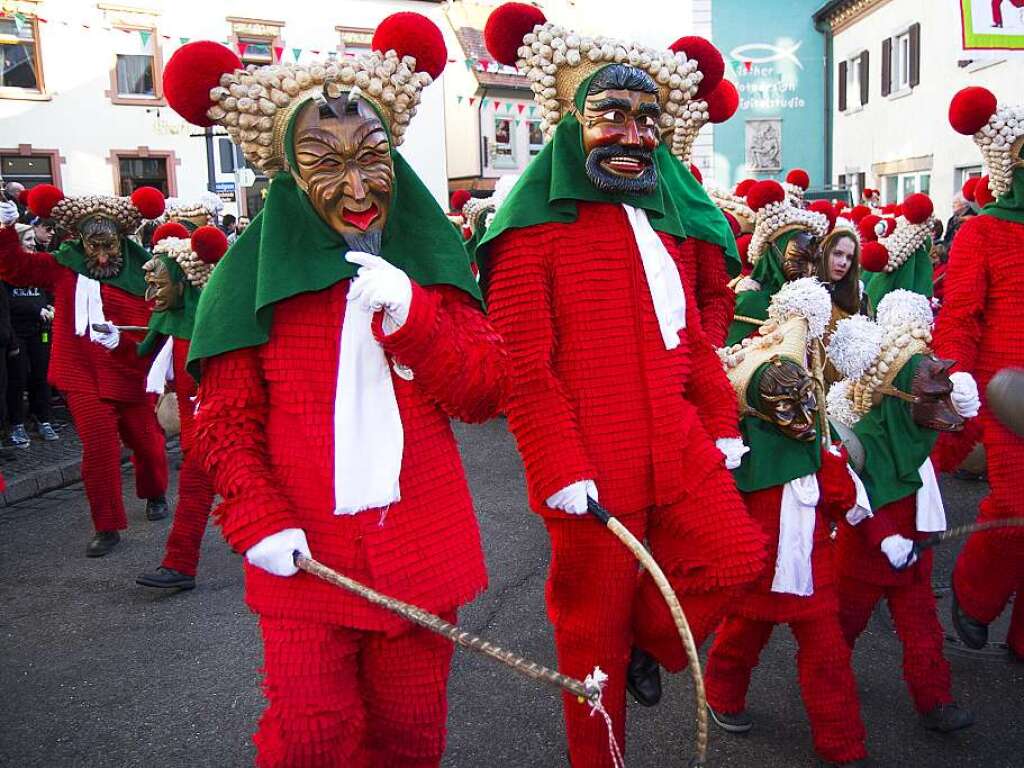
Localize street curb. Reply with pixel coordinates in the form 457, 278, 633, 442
2, 455, 90, 507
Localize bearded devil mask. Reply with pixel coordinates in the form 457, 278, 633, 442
752, 357, 819, 442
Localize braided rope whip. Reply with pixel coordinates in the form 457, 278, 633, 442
910, 517, 1024, 562
588, 499, 709, 767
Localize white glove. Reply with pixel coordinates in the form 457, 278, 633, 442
716, 437, 749, 470
40, 306, 54, 323
90, 322, 120, 350
0, 200, 18, 226
245, 528, 311, 577
345, 250, 413, 328
546, 480, 598, 516
881, 534, 917, 570
735, 277, 761, 293
949, 371, 980, 418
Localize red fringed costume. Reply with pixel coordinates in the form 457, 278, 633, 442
706, 448, 868, 764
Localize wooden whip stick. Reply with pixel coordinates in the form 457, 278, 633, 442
588, 499, 709, 767
293, 554, 603, 704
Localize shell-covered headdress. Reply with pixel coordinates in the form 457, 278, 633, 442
150, 223, 229, 289
859, 193, 934, 274
826, 289, 933, 426
166, 192, 223, 230
26, 184, 165, 235
745, 180, 828, 266
782, 168, 810, 205
162, 13, 448, 175
707, 185, 755, 234
482, 3, 728, 160
673, 75, 739, 164
949, 86, 1024, 198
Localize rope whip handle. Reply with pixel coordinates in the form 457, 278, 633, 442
587, 498, 709, 768
907, 516, 1024, 566
292, 553, 603, 705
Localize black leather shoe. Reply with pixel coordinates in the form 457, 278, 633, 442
921, 703, 974, 733
136, 566, 195, 591
626, 647, 662, 707
145, 495, 169, 521
708, 705, 753, 734
86, 531, 120, 558
951, 594, 988, 650
820, 759, 871, 767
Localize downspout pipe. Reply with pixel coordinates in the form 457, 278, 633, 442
814, 16, 834, 187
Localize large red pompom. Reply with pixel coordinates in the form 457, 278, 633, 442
449, 189, 471, 212
961, 176, 979, 202
373, 12, 447, 80
26, 184, 64, 218
131, 187, 166, 220
949, 86, 997, 135
785, 168, 810, 190
484, 3, 546, 67
861, 241, 889, 272
975, 175, 995, 207
151, 222, 190, 245
163, 41, 241, 127
849, 205, 871, 223
858, 214, 881, 242
670, 36, 725, 99
901, 193, 933, 225
881, 203, 898, 215
746, 180, 786, 212
191, 225, 229, 264
706, 80, 739, 124
734, 178, 755, 197
809, 199, 836, 230
17, 189, 30, 208
689, 163, 703, 183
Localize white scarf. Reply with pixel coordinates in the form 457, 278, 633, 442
332, 297, 404, 515
145, 337, 176, 394
622, 205, 686, 350
915, 458, 946, 532
772, 473, 820, 597
845, 465, 873, 526
74, 274, 106, 341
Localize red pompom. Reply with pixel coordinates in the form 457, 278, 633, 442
163, 41, 241, 127
26, 184, 64, 218
484, 3, 546, 67
883, 218, 896, 236
191, 225, 229, 264
736, 233, 752, 266
975, 175, 995, 207
785, 168, 810, 190
746, 180, 786, 212
949, 86, 997, 135
706, 79, 739, 124
373, 12, 447, 80
151, 222, 190, 245
17, 189, 30, 207
901, 193, 933, 225
734, 178, 755, 197
130, 187, 165, 220
809, 200, 836, 230
858, 214, 881, 242
722, 211, 740, 236
849, 205, 871, 223
961, 177, 979, 202
449, 189, 471, 212
881, 203, 898, 215
689, 163, 703, 183
670, 36, 725, 99
861, 241, 889, 272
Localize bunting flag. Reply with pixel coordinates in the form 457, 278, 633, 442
273, 45, 284, 62
505, 103, 513, 113
139, 30, 151, 48
456, 95, 464, 104
481, 98, 489, 108
292, 47, 302, 62
517, 104, 526, 114
528, 105, 536, 116
469, 97, 476, 106
179, 37, 190, 45
237, 42, 249, 57
493, 100, 501, 110
12, 12, 26, 34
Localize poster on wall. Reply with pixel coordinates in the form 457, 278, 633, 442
960, 0, 1024, 57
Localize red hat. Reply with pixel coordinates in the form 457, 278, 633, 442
484, 3, 547, 66
163, 41, 243, 127
809, 199, 837, 231
26, 184, 64, 218
130, 187, 165, 220
191, 225, 229, 264
961, 177, 979, 202
151, 221, 190, 245
372, 12, 448, 80
706, 79, 739, 125
949, 86, 998, 135
746, 180, 786, 212
975, 175, 995, 207
785, 168, 810, 191
858, 214, 882, 242
861, 241, 889, 272
669, 36, 725, 99
849, 205, 871, 224
449, 189, 472, 213
901, 193, 933, 225
689, 164, 703, 184
734, 178, 756, 197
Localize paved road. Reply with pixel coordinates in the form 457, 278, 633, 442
1, 420, 1020, 767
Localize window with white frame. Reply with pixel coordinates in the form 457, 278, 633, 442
0, 16, 42, 94
882, 171, 931, 204
114, 28, 158, 98
846, 55, 860, 106
491, 116, 517, 169
893, 31, 911, 92
527, 120, 544, 156
954, 165, 982, 194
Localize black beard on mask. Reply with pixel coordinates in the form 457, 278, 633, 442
84, 248, 124, 279
584, 144, 657, 195
343, 230, 383, 257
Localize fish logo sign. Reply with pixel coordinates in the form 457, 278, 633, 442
730, 41, 804, 69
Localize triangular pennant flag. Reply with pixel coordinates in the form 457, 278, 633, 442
238, 42, 249, 57
456, 95, 464, 104
469, 97, 476, 106
493, 100, 501, 110
517, 104, 526, 114
179, 37, 190, 45
13, 12, 26, 34
505, 103, 513, 113
292, 47, 302, 61
514, 119, 520, 126
273, 46, 284, 62
528, 105, 536, 116
464, 58, 474, 71
138, 30, 151, 48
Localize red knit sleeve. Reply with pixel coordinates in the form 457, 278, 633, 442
817, 446, 857, 523
932, 217, 987, 372
0, 225, 60, 290
376, 282, 507, 424
194, 348, 297, 553
485, 229, 597, 507
693, 239, 735, 348
858, 504, 898, 550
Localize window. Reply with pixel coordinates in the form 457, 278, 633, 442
0, 150, 58, 187
337, 26, 372, 58
882, 172, 931, 204
902, 174, 917, 199
955, 165, 982, 194
838, 51, 868, 112
527, 120, 544, 156
491, 117, 517, 169
0, 16, 43, 95
113, 28, 158, 99
884, 175, 899, 204
239, 36, 275, 66
882, 23, 920, 97
919, 173, 930, 196
111, 149, 177, 197
228, 18, 283, 67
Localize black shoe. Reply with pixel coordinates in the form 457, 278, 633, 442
86, 531, 121, 558
708, 705, 753, 734
626, 647, 662, 707
921, 703, 974, 733
136, 566, 195, 591
951, 594, 988, 649
820, 760, 870, 767
145, 495, 169, 521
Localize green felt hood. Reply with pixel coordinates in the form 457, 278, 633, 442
725, 229, 802, 346
981, 167, 1024, 224
863, 239, 933, 312
139, 255, 199, 356
53, 238, 149, 297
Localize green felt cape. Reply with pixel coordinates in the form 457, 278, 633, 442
53, 238, 149, 297
980, 167, 1024, 224
138, 255, 199, 356
852, 355, 938, 508
863, 239, 933, 312
187, 101, 481, 375
731, 359, 821, 493
476, 68, 739, 277
725, 230, 801, 346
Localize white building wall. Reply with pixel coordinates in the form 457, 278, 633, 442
830, 0, 1017, 221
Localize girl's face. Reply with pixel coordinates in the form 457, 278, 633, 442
828, 237, 856, 282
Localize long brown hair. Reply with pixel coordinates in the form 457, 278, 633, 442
819, 230, 861, 315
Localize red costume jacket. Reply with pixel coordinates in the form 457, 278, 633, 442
486, 202, 740, 516
195, 280, 505, 631
0, 226, 151, 400
837, 495, 933, 587
685, 238, 735, 349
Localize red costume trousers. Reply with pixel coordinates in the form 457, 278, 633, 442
254, 614, 455, 768
65, 391, 167, 532
545, 465, 765, 768
837, 567, 952, 713
705, 609, 866, 763
952, 414, 1024, 648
